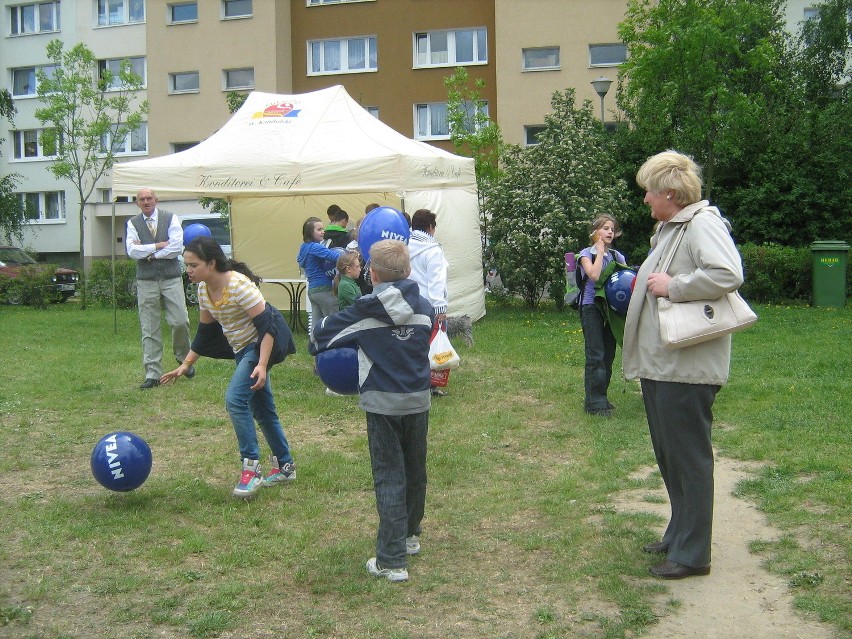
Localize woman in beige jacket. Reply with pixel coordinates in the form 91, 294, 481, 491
623, 150, 745, 580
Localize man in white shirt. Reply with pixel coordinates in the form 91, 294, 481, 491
125, 188, 194, 389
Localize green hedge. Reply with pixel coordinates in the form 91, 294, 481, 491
739, 243, 851, 304
0, 265, 62, 308
87, 259, 138, 309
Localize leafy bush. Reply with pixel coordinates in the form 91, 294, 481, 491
739, 243, 851, 304
0, 264, 62, 307
86, 258, 138, 309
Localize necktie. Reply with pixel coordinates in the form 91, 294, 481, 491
146, 218, 156, 238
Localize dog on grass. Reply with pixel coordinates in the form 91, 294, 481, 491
446, 315, 474, 347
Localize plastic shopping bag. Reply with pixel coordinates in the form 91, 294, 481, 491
429, 326, 460, 370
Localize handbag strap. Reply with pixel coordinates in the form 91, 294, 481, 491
658, 223, 689, 274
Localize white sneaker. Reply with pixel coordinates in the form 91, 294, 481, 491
325, 387, 343, 397
232, 458, 263, 498
263, 455, 296, 485
406, 536, 421, 555
366, 557, 408, 582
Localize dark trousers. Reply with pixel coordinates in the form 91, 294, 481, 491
580, 303, 616, 411
641, 379, 719, 568
366, 411, 429, 569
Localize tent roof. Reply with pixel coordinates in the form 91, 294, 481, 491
111, 85, 475, 199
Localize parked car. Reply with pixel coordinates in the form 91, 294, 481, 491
0, 245, 80, 304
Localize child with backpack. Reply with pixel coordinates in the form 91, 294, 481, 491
577, 214, 627, 417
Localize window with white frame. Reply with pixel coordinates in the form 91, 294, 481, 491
524, 125, 546, 146
172, 141, 198, 152
458, 100, 489, 134
168, 2, 197, 23
415, 102, 449, 140
97, 0, 144, 26
415, 28, 487, 68
223, 67, 254, 90
589, 43, 627, 67
98, 56, 146, 89
308, 36, 377, 75
100, 122, 148, 155
11, 65, 58, 97
10, 2, 61, 35
20, 191, 65, 222
12, 128, 59, 160
169, 71, 199, 93
222, 0, 251, 18
522, 47, 560, 71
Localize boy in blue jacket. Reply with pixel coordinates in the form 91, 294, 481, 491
310, 239, 434, 582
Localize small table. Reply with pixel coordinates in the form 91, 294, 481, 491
264, 279, 308, 333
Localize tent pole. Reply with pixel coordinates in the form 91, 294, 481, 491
111, 200, 117, 334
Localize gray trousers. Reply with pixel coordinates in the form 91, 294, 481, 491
640, 379, 720, 568
366, 411, 429, 569
136, 276, 191, 379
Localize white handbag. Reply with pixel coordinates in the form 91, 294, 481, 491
656, 222, 757, 350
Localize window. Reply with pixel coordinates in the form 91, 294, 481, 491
307, 0, 374, 5
97, 0, 144, 26
168, 2, 197, 23
308, 36, 377, 75
415, 28, 487, 68
10, 2, 60, 35
101, 122, 148, 155
12, 129, 59, 160
224, 67, 254, 90
589, 43, 627, 67
11, 65, 58, 97
169, 71, 199, 93
222, 0, 251, 18
458, 100, 489, 134
20, 191, 64, 222
522, 47, 560, 71
98, 57, 146, 89
524, 125, 546, 146
172, 141, 198, 152
415, 102, 449, 140
365, 106, 379, 118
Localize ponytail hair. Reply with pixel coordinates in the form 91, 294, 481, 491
184, 236, 261, 285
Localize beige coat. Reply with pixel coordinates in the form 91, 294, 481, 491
622, 201, 744, 386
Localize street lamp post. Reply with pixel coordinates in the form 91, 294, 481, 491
591, 76, 613, 124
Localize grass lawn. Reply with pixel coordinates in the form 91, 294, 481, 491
0, 300, 849, 639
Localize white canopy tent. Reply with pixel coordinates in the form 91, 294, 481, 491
111, 86, 485, 320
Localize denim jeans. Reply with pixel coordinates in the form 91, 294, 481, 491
366, 411, 429, 569
580, 303, 616, 411
225, 344, 293, 464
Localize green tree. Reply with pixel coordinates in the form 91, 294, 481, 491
444, 67, 502, 260
0, 89, 27, 244
34, 40, 148, 272
617, 0, 789, 198
488, 89, 633, 308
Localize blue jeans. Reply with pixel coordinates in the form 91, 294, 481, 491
580, 303, 616, 411
225, 344, 293, 464
366, 411, 429, 569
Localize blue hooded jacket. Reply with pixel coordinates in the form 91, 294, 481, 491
297, 241, 343, 289
310, 279, 435, 415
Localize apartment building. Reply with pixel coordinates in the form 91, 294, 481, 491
1, 0, 823, 265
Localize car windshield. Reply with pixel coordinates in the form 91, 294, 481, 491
0, 247, 38, 266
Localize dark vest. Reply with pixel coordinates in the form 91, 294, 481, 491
130, 211, 182, 281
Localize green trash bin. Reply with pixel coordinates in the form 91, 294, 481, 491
810, 240, 849, 308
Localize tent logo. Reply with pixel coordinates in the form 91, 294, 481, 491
253, 102, 301, 120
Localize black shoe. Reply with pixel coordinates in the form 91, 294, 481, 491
431, 387, 448, 397
643, 541, 669, 554
184, 365, 196, 379
140, 378, 160, 390
586, 408, 612, 417
649, 560, 711, 579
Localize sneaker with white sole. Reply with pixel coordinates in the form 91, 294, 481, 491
325, 387, 343, 397
263, 455, 296, 485
366, 557, 408, 582
232, 458, 263, 498
406, 535, 421, 555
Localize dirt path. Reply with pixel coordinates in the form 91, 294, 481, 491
614, 455, 836, 639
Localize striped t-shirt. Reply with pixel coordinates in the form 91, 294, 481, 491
198, 271, 264, 353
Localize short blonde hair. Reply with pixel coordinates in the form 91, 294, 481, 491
369, 239, 410, 282
636, 150, 703, 206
